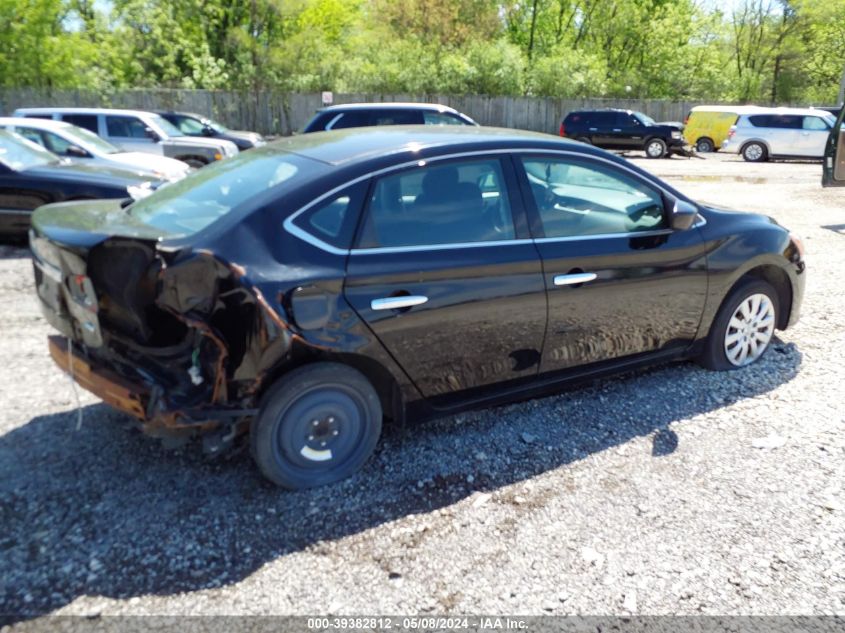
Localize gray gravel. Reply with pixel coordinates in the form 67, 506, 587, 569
1, 153, 844, 621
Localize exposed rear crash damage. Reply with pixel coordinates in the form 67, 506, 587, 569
33, 235, 292, 451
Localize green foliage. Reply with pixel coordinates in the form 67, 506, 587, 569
1, 0, 843, 103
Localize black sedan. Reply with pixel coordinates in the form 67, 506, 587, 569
0, 130, 157, 239
155, 111, 266, 150
29, 127, 805, 489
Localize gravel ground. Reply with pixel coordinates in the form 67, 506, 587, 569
1, 152, 843, 622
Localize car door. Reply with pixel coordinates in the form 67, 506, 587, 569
823, 107, 845, 187
515, 153, 708, 373
343, 156, 548, 405
104, 115, 161, 154
590, 112, 618, 148
0, 165, 54, 235
614, 112, 646, 150
797, 115, 832, 157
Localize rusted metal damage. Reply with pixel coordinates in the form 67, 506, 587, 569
51, 245, 296, 444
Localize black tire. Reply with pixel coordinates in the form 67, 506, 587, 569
695, 137, 715, 153
741, 142, 767, 163
698, 279, 779, 371
575, 136, 592, 145
645, 137, 667, 158
250, 363, 382, 489
181, 156, 208, 169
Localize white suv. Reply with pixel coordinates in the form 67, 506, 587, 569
0, 117, 191, 181
721, 107, 836, 162
12, 107, 238, 168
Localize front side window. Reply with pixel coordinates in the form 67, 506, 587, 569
42, 131, 75, 155
521, 157, 666, 238
371, 110, 421, 126
106, 116, 149, 139
357, 159, 515, 249
803, 116, 830, 131
173, 116, 206, 135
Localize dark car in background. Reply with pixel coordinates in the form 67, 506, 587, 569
30, 126, 804, 489
0, 130, 156, 238
303, 102, 477, 133
560, 108, 687, 158
155, 111, 266, 150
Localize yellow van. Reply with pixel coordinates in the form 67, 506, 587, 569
684, 105, 762, 153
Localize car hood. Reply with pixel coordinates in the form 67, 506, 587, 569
24, 162, 153, 187
108, 152, 190, 178
164, 136, 238, 152
657, 121, 685, 131
32, 198, 170, 248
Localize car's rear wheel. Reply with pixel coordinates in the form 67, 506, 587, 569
695, 137, 715, 153
742, 142, 767, 162
699, 279, 779, 370
645, 138, 667, 158
250, 363, 382, 489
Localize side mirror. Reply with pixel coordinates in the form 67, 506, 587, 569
202, 125, 214, 137
144, 127, 161, 142
670, 199, 698, 230
66, 145, 89, 158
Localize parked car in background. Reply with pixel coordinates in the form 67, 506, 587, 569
303, 102, 477, 132
822, 106, 845, 187
0, 130, 157, 238
559, 108, 687, 158
12, 107, 238, 168
0, 117, 190, 182
722, 107, 837, 162
811, 105, 842, 119
30, 126, 804, 489
155, 111, 266, 150
683, 105, 762, 153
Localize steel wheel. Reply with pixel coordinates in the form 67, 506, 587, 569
696, 138, 715, 153
251, 363, 382, 489
723, 293, 775, 366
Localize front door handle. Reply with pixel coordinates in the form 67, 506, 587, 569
371, 295, 428, 310
553, 272, 597, 286
612, 128, 622, 132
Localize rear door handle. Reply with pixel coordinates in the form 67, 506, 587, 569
588, 128, 598, 131
612, 129, 622, 132
554, 272, 597, 286
371, 295, 428, 310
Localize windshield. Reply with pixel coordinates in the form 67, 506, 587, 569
634, 113, 656, 126
64, 125, 121, 155
0, 130, 59, 170
206, 118, 230, 134
149, 115, 184, 138
126, 149, 323, 237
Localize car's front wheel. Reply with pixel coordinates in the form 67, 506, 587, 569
699, 279, 779, 370
251, 363, 383, 489
645, 138, 667, 158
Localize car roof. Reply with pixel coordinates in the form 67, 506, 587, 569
13, 107, 157, 118
739, 106, 835, 118
0, 117, 76, 131
154, 110, 207, 119
690, 105, 766, 113
270, 125, 601, 166
317, 102, 462, 114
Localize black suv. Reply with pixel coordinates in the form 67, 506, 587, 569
303, 102, 477, 133
560, 109, 686, 158
155, 111, 266, 150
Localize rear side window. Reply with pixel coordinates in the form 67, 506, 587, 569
356, 158, 516, 249
292, 181, 369, 249
370, 110, 422, 126
564, 113, 586, 126
106, 116, 148, 138
748, 114, 801, 129
423, 112, 466, 126
24, 114, 56, 121
61, 114, 99, 133
521, 157, 666, 238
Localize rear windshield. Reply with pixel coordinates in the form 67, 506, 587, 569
126, 149, 324, 237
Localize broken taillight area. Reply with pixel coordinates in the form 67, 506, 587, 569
34, 236, 292, 451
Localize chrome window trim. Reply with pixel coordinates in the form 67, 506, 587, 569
283, 147, 702, 255
324, 113, 345, 131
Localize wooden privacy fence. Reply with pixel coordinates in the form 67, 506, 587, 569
0, 89, 736, 136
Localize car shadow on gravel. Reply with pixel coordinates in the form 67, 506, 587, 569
0, 340, 802, 622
